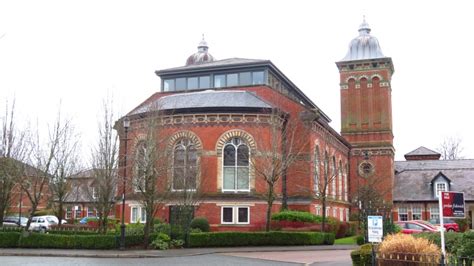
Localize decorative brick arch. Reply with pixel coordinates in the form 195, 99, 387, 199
167, 130, 203, 152
358, 75, 369, 81
344, 75, 357, 83
370, 74, 383, 80
215, 129, 256, 156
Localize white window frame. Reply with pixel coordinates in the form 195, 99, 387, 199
434, 182, 447, 198
87, 207, 95, 217
65, 207, 72, 219
222, 138, 250, 192
412, 206, 422, 220
130, 205, 146, 223
172, 138, 198, 192
339, 208, 344, 221
325, 207, 330, 217
332, 207, 337, 218
346, 208, 350, 222
430, 206, 440, 220
315, 205, 321, 216
398, 207, 408, 221
220, 206, 250, 225
74, 206, 82, 219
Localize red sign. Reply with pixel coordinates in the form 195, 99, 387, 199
441, 192, 465, 218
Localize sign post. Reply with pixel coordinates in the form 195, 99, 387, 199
438, 191, 465, 262
368, 215, 383, 265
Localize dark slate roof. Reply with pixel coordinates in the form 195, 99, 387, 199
394, 159, 474, 202
404, 146, 440, 157
130, 90, 273, 115
156, 58, 269, 74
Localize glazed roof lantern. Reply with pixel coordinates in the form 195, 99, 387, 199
185, 35, 215, 66
341, 17, 385, 61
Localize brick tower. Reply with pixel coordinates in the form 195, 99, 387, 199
336, 18, 395, 203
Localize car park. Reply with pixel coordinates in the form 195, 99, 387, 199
396, 220, 440, 234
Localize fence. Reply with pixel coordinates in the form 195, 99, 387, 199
375, 251, 473, 266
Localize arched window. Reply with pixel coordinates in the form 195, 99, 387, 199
173, 139, 197, 190
134, 141, 147, 192
332, 156, 337, 197
323, 151, 329, 195
314, 145, 320, 194
338, 161, 343, 200
223, 137, 249, 191
344, 163, 349, 201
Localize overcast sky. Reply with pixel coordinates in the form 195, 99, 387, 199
1, 0, 473, 161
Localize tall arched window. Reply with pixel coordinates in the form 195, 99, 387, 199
332, 156, 337, 197
314, 145, 320, 194
133, 141, 148, 192
323, 151, 329, 195
223, 137, 249, 191
338, 161, 343, 200
344, 163, 349, 201
173, 139, 197, 190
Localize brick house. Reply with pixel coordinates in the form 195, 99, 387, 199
393, 147, 474, 228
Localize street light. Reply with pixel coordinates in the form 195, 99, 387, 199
120, 117, 130, 250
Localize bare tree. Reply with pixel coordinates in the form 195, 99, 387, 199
0, 99, 29, 223
131, 111, 169, 248
438, 137, 464, 160
90, 99, 118, 234
20, 110, 68, 229
251, 108, 310, 231
313, 149, 340, 233
49, 113, 80, 228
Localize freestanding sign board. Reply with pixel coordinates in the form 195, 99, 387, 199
367, 216, 383, 243
441, 192, 465, 218
438, 191, 465, 261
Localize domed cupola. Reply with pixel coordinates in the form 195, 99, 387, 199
185, 35, 216, 66
341, 17, 385, 61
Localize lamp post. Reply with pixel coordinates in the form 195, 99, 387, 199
120, 117, 130, 250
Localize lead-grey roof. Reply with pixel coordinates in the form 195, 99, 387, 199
131, 90, 273, 115
394, 160, 474, 201
157, 58, 269, 74
341, 19, 386, 61
405, 146, 440, 157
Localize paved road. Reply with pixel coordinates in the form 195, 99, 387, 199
0, 250, 352, 265
225, 250, 353, 265
0, 255, 297, 266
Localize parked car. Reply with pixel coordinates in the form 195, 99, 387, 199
40, 215, 67, 225
29, 216, 57, 232
396, 220, 440, 234
79, 216, 97, 224
2, 216, 28, 227
429, 218, 460, 232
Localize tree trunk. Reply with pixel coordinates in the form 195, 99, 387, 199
57, 202, 63, 228
265, 184, 274, 232
321, 196, 326, 233
144, 217, 151, 249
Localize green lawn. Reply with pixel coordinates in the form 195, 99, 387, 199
334, 236, 357, 245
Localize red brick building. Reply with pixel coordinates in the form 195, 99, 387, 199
113, 19, 425, 230
114, 21, 388, 230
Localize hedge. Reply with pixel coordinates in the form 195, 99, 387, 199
189, 231, 334, 247
415, 232, 463, 254
350, 243, 373, 266
0, 232, 156, 249
0, 232, 21, 248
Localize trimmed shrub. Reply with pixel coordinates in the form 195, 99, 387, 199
0, 232, 21, 247
356, 235, 365, 245
457, 231, 474, 258
351, 243, 373, 266
271, 211, 321, 223
189, 231, 334, 247
151, 233, 171, 250
18, 233, 117, 249
190, 217, 210, 232
415, 232, 462, 254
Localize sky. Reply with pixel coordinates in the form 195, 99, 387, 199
1, 0, 473, 161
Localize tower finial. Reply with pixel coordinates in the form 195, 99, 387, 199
358, 15, 371, 34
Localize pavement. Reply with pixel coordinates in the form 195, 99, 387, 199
0, 245, 358, 259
